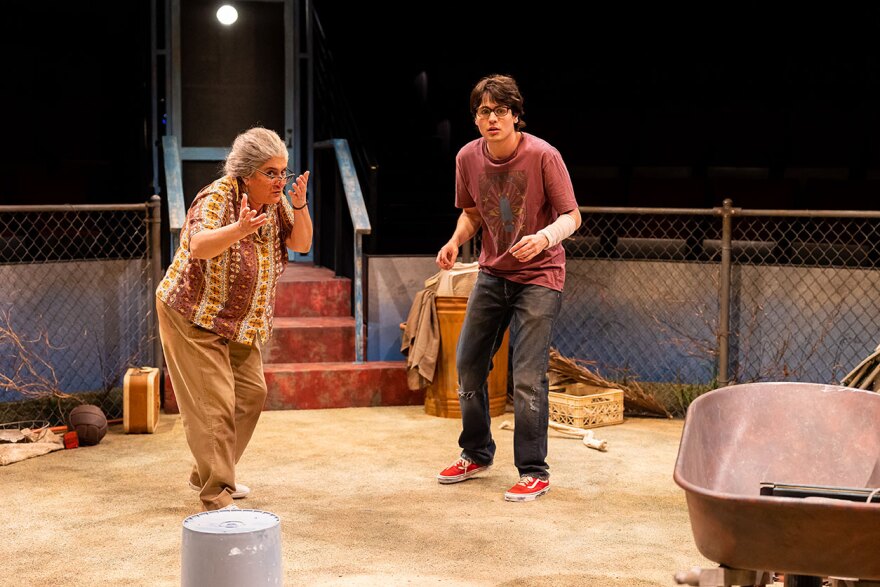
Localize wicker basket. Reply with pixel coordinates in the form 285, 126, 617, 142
548, 384, 624, 429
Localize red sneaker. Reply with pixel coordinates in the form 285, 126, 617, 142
504, 476, 550, 501
437, 457, 490, 484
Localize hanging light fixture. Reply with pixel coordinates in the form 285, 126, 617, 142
216, 4, 238, 25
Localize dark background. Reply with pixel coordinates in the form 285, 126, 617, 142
3, 2, 880, 254
2, 2, 153, 205
315, 4, 880, 252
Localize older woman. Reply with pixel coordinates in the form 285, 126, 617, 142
156, 126, 312, 511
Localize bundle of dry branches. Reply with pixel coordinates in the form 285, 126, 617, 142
0, 310, 75, 402
548, 347, 671, 418
841, 342, 880, 392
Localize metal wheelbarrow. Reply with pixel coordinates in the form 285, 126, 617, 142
673, 382, 880, 586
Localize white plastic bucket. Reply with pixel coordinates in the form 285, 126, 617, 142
181, 509, 282, 586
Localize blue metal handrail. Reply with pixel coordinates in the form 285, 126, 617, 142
314, 138, 371, 362
161, 136, 187, 262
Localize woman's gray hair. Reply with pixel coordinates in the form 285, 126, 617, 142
224, 127, 287, 178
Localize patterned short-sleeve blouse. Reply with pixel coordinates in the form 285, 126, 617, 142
156, 175, 295, 345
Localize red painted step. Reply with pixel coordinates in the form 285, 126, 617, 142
262, 362, 423, 410
263, 316, 355, 364
163, 362, 423, 414
274, 265, 350, 317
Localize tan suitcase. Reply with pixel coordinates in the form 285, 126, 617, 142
123, 367, 160, 433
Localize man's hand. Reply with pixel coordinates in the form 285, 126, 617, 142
436, 241, 459, 270
509, 233, 549, 263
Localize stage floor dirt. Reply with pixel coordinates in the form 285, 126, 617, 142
6, 405, 711, 586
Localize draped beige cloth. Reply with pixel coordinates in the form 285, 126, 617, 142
400, 262, 480, 391
0, 426, 64, 466
400, 287, 440, 391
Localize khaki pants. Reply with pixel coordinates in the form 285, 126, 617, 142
156, 299, 267, 510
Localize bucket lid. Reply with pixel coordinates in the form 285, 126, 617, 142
182, 509, 280, 535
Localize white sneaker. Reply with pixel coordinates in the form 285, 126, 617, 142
189, 480, 251, 499
218, 503, 240, 511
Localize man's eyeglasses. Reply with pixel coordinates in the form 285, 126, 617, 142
476, 105, 511, 119
255, 168, 294, 183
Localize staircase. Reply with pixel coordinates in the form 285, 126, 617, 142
163, 264, 423, 413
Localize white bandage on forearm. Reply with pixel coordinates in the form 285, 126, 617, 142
537, 213, 577, 249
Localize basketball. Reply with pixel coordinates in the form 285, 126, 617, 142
69, 404, 108, 446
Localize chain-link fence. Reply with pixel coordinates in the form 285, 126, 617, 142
0, 199, 163, 427
6, 197, 880, 421
553, 200, 880, 414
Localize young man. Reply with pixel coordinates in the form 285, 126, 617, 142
436, 74, 581, 501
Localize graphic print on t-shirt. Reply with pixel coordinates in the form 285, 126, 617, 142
478, 170, 527, 252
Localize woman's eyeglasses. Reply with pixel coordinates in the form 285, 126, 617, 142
255, 168, 294, 184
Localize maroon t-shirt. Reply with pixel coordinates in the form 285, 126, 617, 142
455, 132, 577, 291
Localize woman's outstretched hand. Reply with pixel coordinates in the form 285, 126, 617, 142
237, 193, 268, 236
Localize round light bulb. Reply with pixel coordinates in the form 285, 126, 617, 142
216, 5, 238, 25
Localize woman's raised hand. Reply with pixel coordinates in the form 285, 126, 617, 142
287, 171, 310, 209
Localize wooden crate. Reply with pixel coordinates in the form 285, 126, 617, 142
552, 382, 617, 397
548, 384, 624, 429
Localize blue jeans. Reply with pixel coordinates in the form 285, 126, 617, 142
456, 272, 562, 479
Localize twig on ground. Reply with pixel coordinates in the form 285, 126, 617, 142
500, 420, 608, 451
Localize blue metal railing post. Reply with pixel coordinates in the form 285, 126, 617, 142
315, 138, 371, 362
161, 136, 186, 263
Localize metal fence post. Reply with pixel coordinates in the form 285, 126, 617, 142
148, 195, 164, 370
717, 198, 734, 387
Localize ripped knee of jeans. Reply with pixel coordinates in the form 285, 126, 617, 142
458, 388, 476, 400
528, 386, 540, 411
